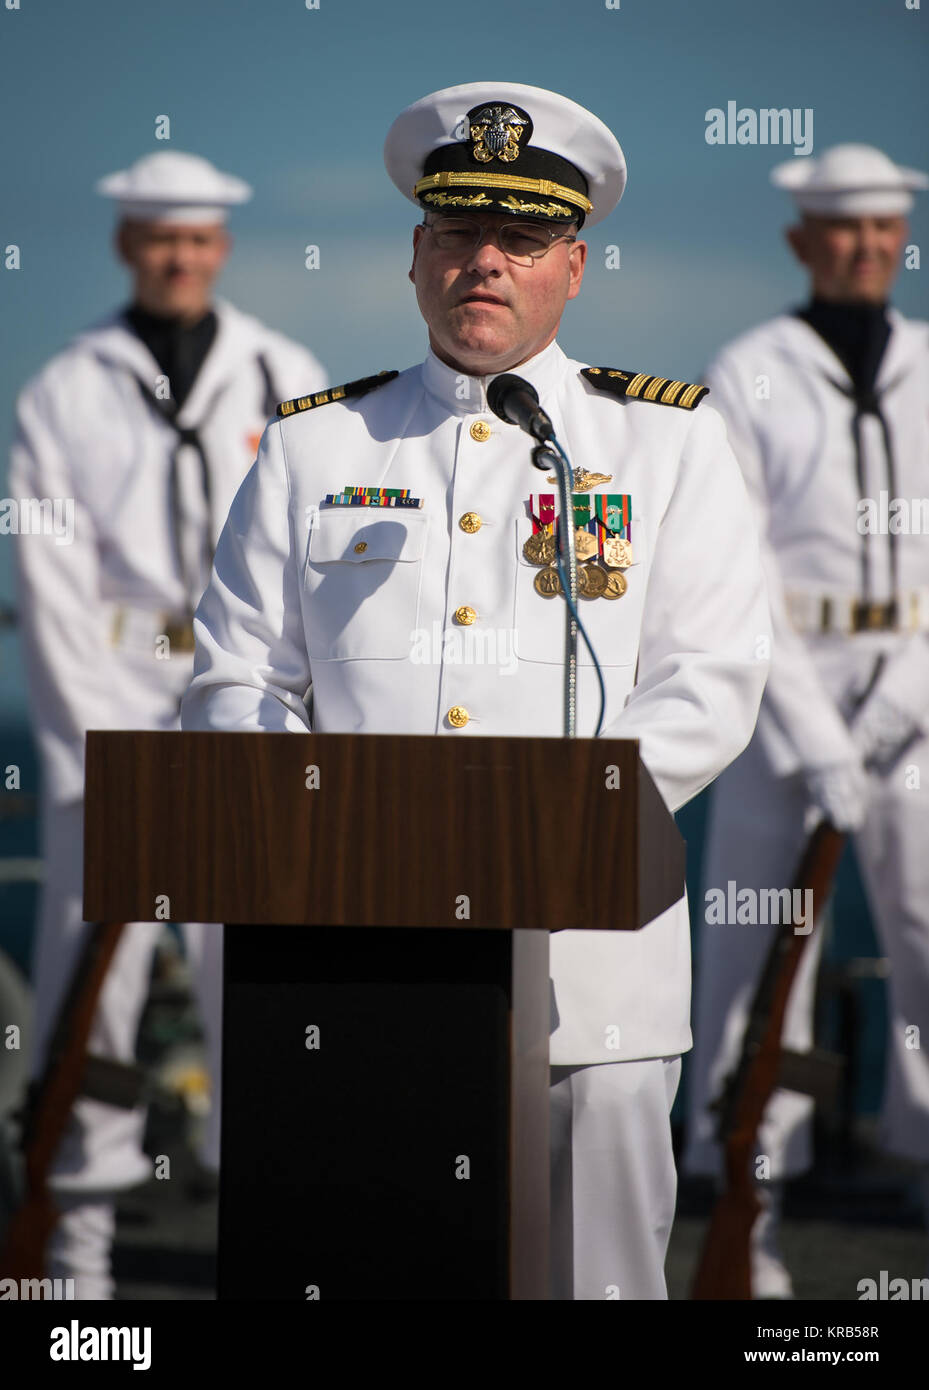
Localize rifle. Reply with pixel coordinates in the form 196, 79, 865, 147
690, 820, 846, 1300
0, 921, 137, 1279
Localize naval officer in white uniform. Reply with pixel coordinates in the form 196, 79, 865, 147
181, 83, 770, 1299
9, 150, 327, 1297
684, 145, 929, 1297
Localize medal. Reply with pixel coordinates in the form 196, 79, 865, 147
573, 528, 598, 562
593, 493, 633, 567
527, 494, 557, 566
601, 570, 628, 600
577, 563, 608, 598
534, 566, 562, 598
602, 536, 634, 568
522, 531, 556, 565
567, 494, 598, 562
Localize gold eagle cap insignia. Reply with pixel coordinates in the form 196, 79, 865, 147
469, 104, 530, 164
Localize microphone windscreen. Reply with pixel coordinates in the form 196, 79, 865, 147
487, 373, 539, 423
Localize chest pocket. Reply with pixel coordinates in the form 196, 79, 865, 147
512, 515, 646, 667
304, 509, 428, 660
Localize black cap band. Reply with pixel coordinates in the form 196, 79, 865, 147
414, 101, 590, 225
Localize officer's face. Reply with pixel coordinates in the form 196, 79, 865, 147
786, 215, 908, 304
409, 213, 587, 375
116, 220, 230, 320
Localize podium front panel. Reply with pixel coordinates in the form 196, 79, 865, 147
219, 925, 545, 1300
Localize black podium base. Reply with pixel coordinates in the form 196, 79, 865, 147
219, 926, 519, 1300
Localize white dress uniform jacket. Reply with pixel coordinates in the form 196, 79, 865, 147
686, 309, 929, 1174
180, 341, 767, 1067
10, 299, 327, 1190
182, 339, 769, 1065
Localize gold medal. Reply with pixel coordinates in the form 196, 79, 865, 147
601, 570, 628, 600
578, 562, 608, 598
534, 566, 562, 598
603, 536, 634, 569
573, 528, 598, 562
522, 531, 556, 566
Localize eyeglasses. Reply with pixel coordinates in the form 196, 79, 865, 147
422, 217, 577, 264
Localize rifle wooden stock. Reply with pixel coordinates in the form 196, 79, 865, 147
0, 921, 126, 1280
691, 822, 845, 1299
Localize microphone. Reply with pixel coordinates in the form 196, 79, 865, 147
487, 373, 554, 443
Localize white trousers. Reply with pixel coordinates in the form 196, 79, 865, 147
30, 799, 223, 1194
684, 730, 929, 1179
550, 1056, 681, 1300
45, 1196, 118, 1301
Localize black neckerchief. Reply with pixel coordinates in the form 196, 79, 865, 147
794, 297, 891, 411
795, 299, 899, 616
125, 303, 218, 411
123, 304, 281, 619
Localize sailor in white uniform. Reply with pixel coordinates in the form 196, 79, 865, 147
9, 150, 327, 1298
181, 83, 770, 1299
683, 144, 929, 1297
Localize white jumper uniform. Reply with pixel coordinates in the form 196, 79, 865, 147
10, 298, 326, 1204
685, 310, 929, 1179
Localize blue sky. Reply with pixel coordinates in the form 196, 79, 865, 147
0, 0, 927, 715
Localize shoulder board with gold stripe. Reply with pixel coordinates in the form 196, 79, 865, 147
581, 367, 709, 410
277, 370, 399, 419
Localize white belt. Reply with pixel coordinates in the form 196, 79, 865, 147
110, 606, 196, 654
785, 589, 929, 635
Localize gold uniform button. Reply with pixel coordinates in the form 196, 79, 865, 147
459, 511, 483, 533
353, 541, 368, 554
453, 605, 477, 626
469, 420, 492, 442
447, 706, 470, 729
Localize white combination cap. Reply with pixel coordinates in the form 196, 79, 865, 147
771, 143, 928, 217
96, 150, 252, 224
384, 80, 626, 229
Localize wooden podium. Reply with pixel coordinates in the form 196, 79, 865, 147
84, 731, 685, 1300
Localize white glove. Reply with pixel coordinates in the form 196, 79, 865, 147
849, 691, 920, 769
804, 759, 869, 833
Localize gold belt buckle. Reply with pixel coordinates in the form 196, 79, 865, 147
163, 616, 196, 652
852, 600, 896, 633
